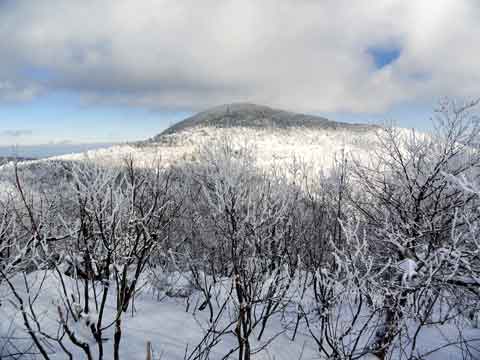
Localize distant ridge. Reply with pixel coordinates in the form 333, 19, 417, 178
150, 103, 375, 142
0, 143, 117, 159
0, 156, 35, 166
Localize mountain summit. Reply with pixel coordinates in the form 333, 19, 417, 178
152, 103, 373, 141
51, 103, 378, 172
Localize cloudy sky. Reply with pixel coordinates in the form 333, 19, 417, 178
0, 0, 479, 145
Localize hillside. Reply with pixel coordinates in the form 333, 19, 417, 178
81, 103, 377, 170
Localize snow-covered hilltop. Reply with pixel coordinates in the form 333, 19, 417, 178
57, 103, 379, 170
152, 103, 374, 138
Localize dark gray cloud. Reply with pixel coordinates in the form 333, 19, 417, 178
0, 0, 478, 113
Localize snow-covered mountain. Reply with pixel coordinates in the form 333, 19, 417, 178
152, 103, 374, 138
57, 103, 379, 170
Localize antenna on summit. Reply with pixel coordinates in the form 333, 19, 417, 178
225, 104, 232, 128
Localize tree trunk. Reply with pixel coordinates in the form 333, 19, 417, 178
114, 319, 122, 360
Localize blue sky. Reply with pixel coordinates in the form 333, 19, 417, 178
0, 91, 189, 145
0, 1, 478, 146
367, 47, 401, 70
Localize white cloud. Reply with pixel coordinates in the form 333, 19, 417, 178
0, 0, 478, 113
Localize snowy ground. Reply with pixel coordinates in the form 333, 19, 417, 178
0, 271, 319, 359
1, 270, 479, 359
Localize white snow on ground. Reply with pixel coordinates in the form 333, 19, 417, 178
1, 270, 479, 359
0, 271, 316, 359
